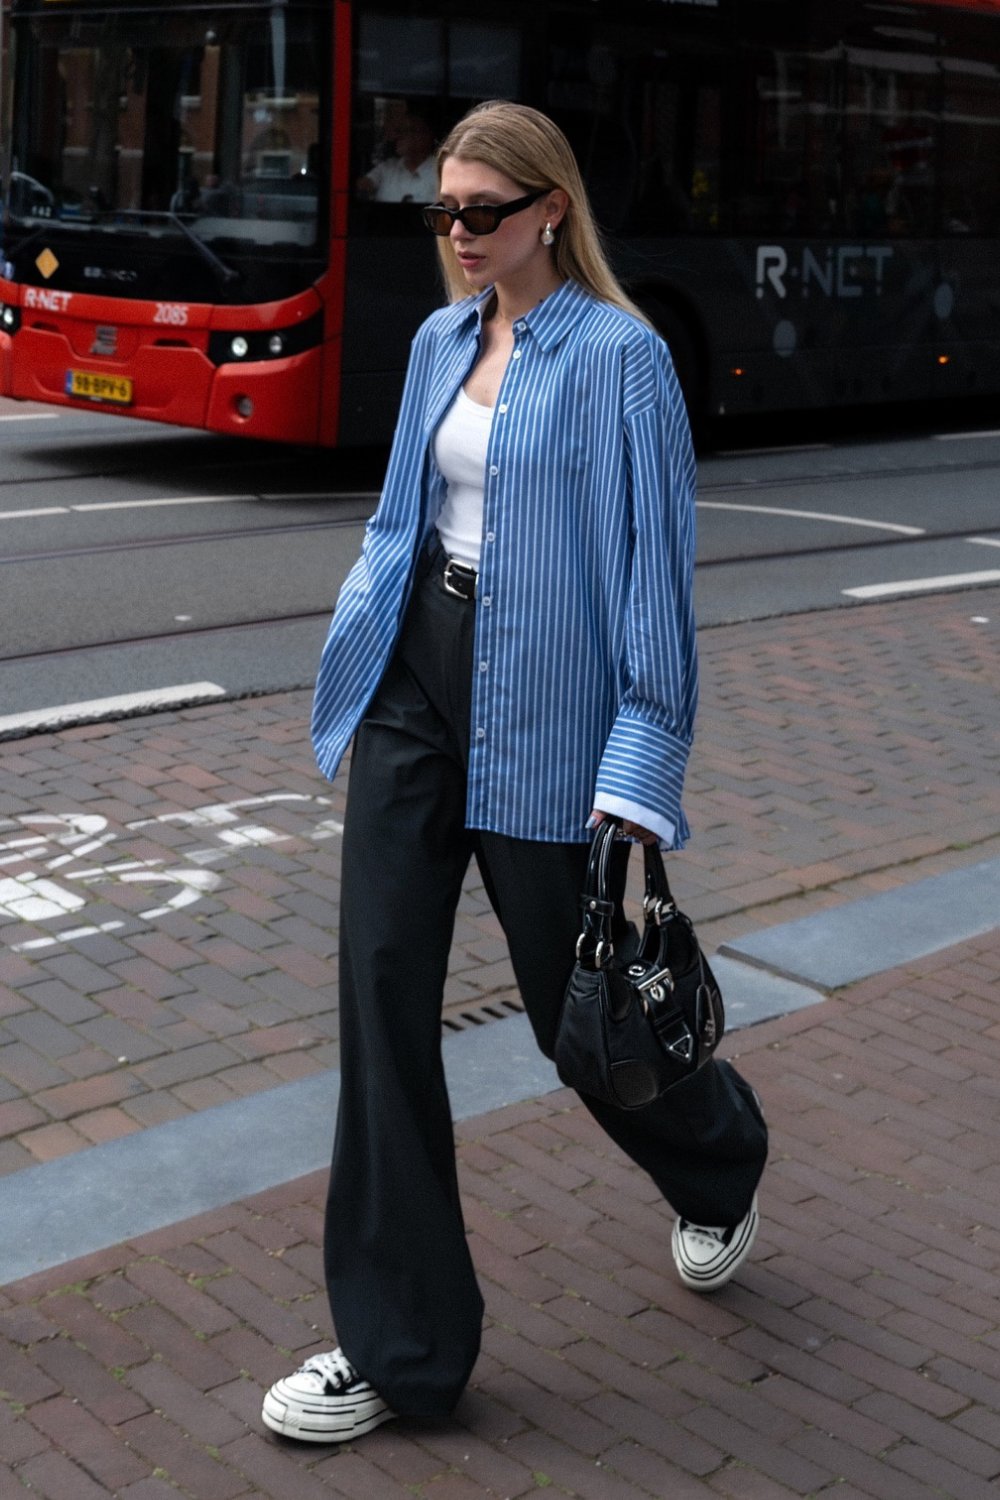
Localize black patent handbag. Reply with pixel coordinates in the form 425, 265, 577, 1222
553, 818, 724, 1110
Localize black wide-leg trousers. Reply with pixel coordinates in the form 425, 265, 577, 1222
323, 553, 768, 1418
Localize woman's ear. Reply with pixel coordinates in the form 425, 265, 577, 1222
545, 188, 570, 228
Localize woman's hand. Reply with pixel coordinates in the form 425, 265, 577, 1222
589, 809, 659, 847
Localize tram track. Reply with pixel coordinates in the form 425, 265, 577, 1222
1, 522, 997, 670
0, 511, 372, 568
0, 432, 996, 677
0, 432, 996, 506
697, 522, 1000, 570
0, 453, 996, 504
0, 608, 334, 666
1, 511, 996, 575
698, 451, 1000, 494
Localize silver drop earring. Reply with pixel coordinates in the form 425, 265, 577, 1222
541, 222, 555, 247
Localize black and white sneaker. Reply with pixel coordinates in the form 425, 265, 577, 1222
262, 1347, 393, 1443
671, 1193, 759, 1292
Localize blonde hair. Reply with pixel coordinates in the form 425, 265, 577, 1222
434, 100, 646, 322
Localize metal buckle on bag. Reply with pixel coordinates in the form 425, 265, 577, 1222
576, 934, 611, 967
443, 558, 477, 600
627, 962, 675, 1012
643, 893, 677, 926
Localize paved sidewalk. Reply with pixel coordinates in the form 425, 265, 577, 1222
1, 585, 998, 1496
0, 587, 996, 1173
3, 932, 1000, 1498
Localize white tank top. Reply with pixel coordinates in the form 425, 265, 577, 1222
433, 386, 493, 568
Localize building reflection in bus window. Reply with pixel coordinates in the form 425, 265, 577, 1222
8, 5, 324, 255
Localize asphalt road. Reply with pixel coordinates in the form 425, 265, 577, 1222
1, 396, 998, 729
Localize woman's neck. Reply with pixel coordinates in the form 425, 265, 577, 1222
489, 270, 563, 326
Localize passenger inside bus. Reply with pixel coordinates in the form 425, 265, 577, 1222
356, 111, 437, 202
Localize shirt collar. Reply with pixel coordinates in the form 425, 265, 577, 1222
462, 279, 592, 352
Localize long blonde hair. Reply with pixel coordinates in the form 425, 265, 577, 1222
434, 100, 646, 322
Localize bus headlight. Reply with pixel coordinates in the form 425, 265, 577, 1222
207, 310, 322, 367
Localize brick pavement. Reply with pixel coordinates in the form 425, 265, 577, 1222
2, 932, 1000, 1497
0, 585, 999, 1495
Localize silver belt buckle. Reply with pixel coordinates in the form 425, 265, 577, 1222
443, 558, 476, 600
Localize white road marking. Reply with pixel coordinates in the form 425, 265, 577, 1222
697, 501, 925, 536
0, 682, 226, 735
0, 495, 248, 520
261, 490, 374, 502
73, 495, 247, 512
0, 794, 343, 955
933, 429, 1000, 441
843, 570, 1000, 599
713, 443, 832, 456
0, 506, 68, 519
0, 412, 59, 422
967, 536, 1000, 549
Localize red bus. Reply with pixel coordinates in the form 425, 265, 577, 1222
2, 0, 1000, 445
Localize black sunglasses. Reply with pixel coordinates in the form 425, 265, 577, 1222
421, 190, 546, 237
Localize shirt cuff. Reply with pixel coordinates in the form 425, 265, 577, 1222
591, 793, 676, 850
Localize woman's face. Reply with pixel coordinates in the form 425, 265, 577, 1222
437, 157, 563, 297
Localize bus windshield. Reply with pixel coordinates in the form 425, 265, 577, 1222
6, 1, 328, 302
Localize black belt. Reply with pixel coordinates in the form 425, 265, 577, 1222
441, 555, 478, 602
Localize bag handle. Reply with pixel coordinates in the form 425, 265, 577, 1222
575, 817, 620, 968
642, 841, 678, 925
576, 817, 680, 970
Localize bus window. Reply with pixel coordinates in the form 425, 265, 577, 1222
352, 13, 521, 228
544, 12, 723, 238
630, 74, 722, 235
841, 25, 940, 237
938, 27, 1000, 234
738, 46, 843, 237
356, 104, 437, 204
6, 4, 327, 302
450, 23, 520, 99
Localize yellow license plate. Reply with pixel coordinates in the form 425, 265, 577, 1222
65, 369, 133, 405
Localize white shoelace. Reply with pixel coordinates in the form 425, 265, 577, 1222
681, 1222, 729, 1246
298, 1348, 360, 1392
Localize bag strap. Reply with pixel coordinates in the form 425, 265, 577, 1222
635, 841, 682, 969
575, 817, 621, 968
576, 818, 689, 971
642, 841, 678, 924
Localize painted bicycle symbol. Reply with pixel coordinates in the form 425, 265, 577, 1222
0, 795, 343, 954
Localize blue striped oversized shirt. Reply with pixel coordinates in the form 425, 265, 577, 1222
311, 277, 698, 847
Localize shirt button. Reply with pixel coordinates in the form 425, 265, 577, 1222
514, 321, 526, 333
485, 531, 495, 543
498, 403, 508, 414
476, 727, 486, 739
512, 349, 522, 360
479, 660, 488, 672
489, 464, 499, 477
482, 595, 492, 606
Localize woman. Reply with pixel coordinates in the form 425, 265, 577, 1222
262, 101, 767, 1444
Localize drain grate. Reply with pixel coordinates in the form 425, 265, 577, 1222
442, 995, 525, 1033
